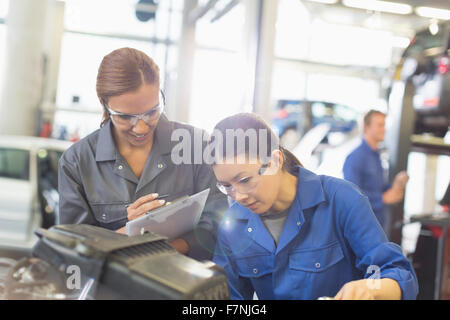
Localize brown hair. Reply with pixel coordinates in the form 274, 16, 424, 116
208, 113, 303, 175
363, 109, 386, 127
96, 47, 160, 127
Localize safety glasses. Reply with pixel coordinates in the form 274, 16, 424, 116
102, 90, 165, 128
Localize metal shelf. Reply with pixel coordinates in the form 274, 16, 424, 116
410, 135, 450, 156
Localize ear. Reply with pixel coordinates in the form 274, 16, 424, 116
267, 149, 283, 175
99, 97, 104, 106
363, 123, 369, 131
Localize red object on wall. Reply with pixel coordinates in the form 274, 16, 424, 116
39, 121, 52, 138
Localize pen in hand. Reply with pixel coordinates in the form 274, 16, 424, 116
126, 193, 169, 222
145, 194, 170, 215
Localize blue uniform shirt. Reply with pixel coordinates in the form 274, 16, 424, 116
343, 139, 390, 226
213, 167, 418, 300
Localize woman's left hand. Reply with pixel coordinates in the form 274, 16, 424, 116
334, 280, 376, 300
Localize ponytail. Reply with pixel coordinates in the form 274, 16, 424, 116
100, 110, 110, 128
280, 146, 303, 175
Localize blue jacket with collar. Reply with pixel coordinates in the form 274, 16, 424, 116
213, 166, 418, 300
343, 138, 390, 226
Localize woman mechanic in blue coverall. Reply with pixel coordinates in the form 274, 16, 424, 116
209, 113, 418, 300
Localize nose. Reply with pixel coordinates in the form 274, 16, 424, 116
131, 119, 150, 134
233, 190, 249, 203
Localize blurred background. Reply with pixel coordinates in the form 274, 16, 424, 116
0, 0, 449, 299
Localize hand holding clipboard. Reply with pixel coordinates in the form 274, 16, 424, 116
125, 189, 210, 239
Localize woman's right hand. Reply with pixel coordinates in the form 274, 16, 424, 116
126, 193, 166, 221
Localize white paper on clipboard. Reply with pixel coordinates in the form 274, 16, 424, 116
125, 188, 210, 239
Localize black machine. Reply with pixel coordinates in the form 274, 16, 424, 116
439, 181, 450, 208
4, 224, 229, 300
393, 21, 450, 138
411, 182, 450, 300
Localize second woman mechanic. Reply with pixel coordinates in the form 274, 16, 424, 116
57, 47, 227, 261
210, 113, 418, 300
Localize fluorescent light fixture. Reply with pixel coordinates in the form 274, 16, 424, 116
415, 7, 450, 20
343, 0, 412, 15
429, 20, 439, 35
305, 0, 339, 4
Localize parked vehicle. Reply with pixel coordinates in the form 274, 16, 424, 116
0, 136, 71, 252
271, 99, 358, 150
393, 21, 450, 137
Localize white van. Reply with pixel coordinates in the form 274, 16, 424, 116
0, 136, 72, 252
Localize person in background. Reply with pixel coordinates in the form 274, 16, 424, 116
343, 110, 409, 231
210, 112, 418, 300
57, 47, 227, 261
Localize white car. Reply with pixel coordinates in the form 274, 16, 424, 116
0, 136, 72, 253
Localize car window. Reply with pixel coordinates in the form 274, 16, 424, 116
312, 102, 335, 119
0, 148, 29, 180
276, 100, 305, 111
333, 104, 357, 122
311, 102, 327, 118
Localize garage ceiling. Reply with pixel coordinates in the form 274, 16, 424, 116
393, 0, 450, 10
302, 0, 450, 37
193, 0, 449, 37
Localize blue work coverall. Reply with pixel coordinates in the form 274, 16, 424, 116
213, 166, 418, 300
343, 139, 390, 228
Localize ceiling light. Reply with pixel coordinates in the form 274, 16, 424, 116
305, 0, 339, 4
343, 0, 412, 15
429, 20, 439, 35
415, 7, 450, 20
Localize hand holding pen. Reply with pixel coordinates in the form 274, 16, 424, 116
126, 193, 169, 221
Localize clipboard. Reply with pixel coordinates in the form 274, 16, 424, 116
125, 188, 210, 239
